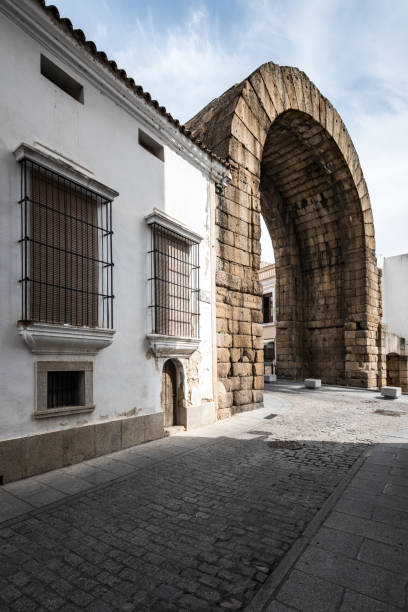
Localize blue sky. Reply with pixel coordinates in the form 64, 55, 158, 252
52, 0, 408, 262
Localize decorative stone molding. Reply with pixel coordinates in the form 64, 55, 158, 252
145, 208, 202, 244
14, 143, 119, 201
19, 322, 115, 355
146, 334, 200, 358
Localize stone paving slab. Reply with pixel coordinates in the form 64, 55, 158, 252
254, 427, 408, 611
0, 390, 367, 611
2, 384, 408, 610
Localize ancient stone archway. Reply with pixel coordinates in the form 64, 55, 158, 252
186, 62, 383, 417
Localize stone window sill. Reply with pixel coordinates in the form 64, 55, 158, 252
146, 333, 200, 358
33, 404, 95, 419
19, 322, 115, 355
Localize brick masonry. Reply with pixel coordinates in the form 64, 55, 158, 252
186, 62, 384, 417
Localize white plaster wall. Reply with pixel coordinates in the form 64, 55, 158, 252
261, 274, 276, 343
0, 11, 216, 440
164, 150, 214, 406
383, 254, 408, 347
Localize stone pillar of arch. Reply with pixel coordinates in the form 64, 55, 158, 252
186, 62, 384, 417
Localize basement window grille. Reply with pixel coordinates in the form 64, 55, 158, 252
19, 159, 114, 328
47, 370, 83, 408
148, 223, 200, 338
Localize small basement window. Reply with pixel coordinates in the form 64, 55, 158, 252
47, 371, 84, 409
35, 361, 94, 418
41, 55, 84, 103
139, 129, 164, 161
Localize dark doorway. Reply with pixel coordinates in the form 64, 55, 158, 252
162, 360, 178, 427
386, 353, 400, 387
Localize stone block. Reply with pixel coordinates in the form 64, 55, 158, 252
232, 362, 253, 377
62, 425, 95, 466
223, 377, 241, 391
0, 437, 26, 483
240, 376, 253, 389
232, 306, 250, 322
95, 420, 122, 456
218, 362, 231, 378
144, 412, 164, 442
218, 391, 233, 409
217, 348, 230, 363
230, 348, 241, 362
305, 378, 322, 389
26, 431, 64, 477
252, 390, 263, 403
228, 319, 239, 334
381, 386, 402, 399
243, 348, 255, 361
238, 321, 251, 335
218, 333, 233, 348
253, 375, 264, 389
253, 363, 264, 375
233, 389, 253, 405
251, 309, 263, 323
232, 334, 252, 348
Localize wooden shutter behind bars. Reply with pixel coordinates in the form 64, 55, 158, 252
31, 171, 98, 327
155, 227, 191, 336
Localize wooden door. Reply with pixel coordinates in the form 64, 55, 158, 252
162, 360, 177, 427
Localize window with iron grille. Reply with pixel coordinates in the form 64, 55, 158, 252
19, 159, 114, 329
47, 371, 84, 408
148, 223, 200, 338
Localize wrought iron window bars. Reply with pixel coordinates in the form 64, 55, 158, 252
19, 159, 114, 329
148, 222, 200, 338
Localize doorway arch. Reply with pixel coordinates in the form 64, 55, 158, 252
161, 359, 185, 426
187, 62, 382, 417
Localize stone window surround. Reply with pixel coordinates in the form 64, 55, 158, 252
14, 143, 118, 355
145, 208, 202, 358
35, 360, 94, 419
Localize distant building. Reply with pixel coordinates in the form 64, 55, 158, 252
259, 262, 276, 382
382, 254, 408, 390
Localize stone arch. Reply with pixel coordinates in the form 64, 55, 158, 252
161, 358, 185, 426
187, 62, 382, 417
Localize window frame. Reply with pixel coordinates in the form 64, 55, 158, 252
34, 360, 94, 418
145, 209, 202, 340
14, 143, 118, 331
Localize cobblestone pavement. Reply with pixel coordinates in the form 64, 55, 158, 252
1, 384, 408, 611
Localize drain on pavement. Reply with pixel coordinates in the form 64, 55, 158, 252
267, 440, 304, 450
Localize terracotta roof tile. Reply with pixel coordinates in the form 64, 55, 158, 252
35, 0, 229, 169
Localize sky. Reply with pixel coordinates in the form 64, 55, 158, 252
52, 0, 408, 263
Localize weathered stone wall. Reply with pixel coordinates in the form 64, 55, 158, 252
187, 62, 383, 417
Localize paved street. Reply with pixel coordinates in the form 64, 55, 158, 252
1, 384, 408, 611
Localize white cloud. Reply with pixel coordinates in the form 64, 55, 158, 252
53, 0, 408, 258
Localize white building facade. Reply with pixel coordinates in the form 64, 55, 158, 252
0, 0, 230, 482
382, 254, 408, 391
259, 262, 276, 382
